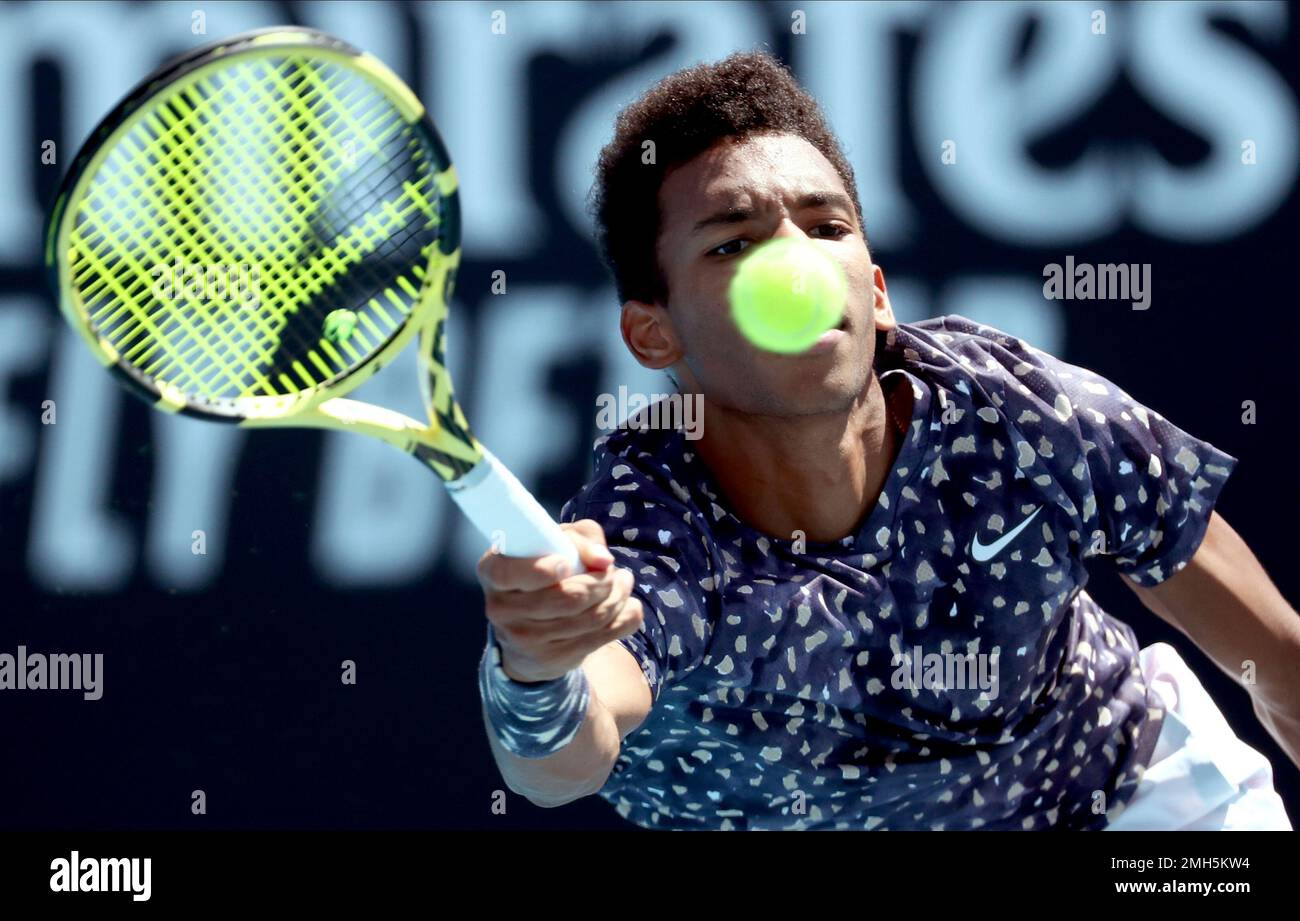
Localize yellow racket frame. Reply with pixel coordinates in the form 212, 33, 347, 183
48, 28, 481, 483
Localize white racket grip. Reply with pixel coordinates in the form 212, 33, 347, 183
447, 447, 584, 574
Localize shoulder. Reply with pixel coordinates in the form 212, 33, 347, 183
893, 313, 1118, 421
564, 425, 691, 514
560, 423, 722, 561
896, 314, 1068, 384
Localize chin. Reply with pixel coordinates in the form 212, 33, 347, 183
757, 373, 867, 417
722, 345, 872, 415
791, 355, 871, 404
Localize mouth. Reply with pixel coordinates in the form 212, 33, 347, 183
806, 323, 847, 354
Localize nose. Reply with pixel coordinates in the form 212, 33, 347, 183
769, 218, 810, 244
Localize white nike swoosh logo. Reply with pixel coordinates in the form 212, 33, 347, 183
970, 505, 1043, 563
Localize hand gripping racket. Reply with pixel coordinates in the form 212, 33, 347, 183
45, 26, 580, 571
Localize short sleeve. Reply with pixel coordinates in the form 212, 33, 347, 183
560, 487, 718, 704
981, 333, 1237, 586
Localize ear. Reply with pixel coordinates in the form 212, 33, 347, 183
621, 299, 683, 370
871, 264, 899, 333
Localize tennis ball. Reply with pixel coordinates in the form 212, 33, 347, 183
324, 309, 358, 344
728, 237, 847, 353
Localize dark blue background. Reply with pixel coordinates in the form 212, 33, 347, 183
1, 0, 1297, 829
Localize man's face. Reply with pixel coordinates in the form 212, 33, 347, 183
651, 132, 896, 417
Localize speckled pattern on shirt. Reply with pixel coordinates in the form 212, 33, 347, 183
560, 315, 1236, 830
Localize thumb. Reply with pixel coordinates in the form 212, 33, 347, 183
563, 519, 616, 572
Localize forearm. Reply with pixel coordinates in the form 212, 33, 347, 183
1247, 631, 1300, 770
481, 670, 623, 807
1249, 626, 1300, 722
1253, 695, 1300, 770
1131, 512, 1300, 768
1136, 568, 1300, 706
473, 521, 652, 806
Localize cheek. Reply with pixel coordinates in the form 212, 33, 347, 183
843, 258, 875, 306
676, 266, 740, 340
678, 296, 767, 384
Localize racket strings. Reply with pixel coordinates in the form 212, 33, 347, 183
83, 56, 416, 391
68, 51, 446, 404
180, 62, 426, 387
150, 65, 423, 391
70, 56, 369, 395
72, 56, 375, 379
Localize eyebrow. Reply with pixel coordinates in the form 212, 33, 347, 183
689, 191, 855, 236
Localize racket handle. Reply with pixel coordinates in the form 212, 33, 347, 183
447, 447, 584, 575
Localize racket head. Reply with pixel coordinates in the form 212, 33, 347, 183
45, 26, 461, 423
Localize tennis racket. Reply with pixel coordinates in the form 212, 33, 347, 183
44, 25, 580, 571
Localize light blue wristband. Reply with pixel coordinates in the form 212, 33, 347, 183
478, 624, 591, 759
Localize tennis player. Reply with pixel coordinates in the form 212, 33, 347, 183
475, 51, 1299, 830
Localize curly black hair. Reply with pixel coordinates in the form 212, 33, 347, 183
589, 49, 864, 306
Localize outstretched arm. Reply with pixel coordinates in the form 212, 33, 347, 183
1125, 511, 1300, 769
476, 520, 653, 807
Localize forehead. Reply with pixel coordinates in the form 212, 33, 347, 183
658, 133, 846, 229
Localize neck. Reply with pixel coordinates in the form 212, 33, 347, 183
694, 373, 910, 543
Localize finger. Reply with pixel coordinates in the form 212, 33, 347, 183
563, 520, 616, 571
533, 568, 635, 641
563, 518, 607, 543
477, 549, 578, 593
605, 597, 645, 641
547, 597, 645, 662
490, 567, 622, 624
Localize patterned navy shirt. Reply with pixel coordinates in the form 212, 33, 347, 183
560, 315, 1236, 830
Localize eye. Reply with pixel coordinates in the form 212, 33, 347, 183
708, 238, 750, 257
810, 223, 850, 239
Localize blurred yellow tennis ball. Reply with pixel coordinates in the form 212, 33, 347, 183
324, 308, 358, 344
729, 237, 847, 353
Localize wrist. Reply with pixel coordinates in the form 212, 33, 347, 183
479, 625, 590, 759
494, 639, 565, 685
